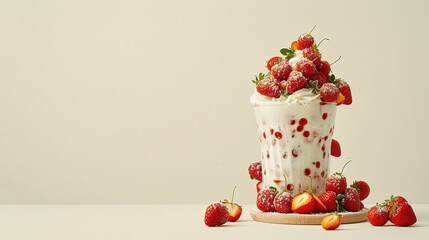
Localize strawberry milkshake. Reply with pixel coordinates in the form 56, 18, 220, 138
249, 30, 352, 197
251, 88, 336, 196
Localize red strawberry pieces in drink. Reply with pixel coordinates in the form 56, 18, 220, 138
292, 192, 315, 214
266, 56, 281, 71
256, 75, 281, 98
341, 188, 361, 212
274, 191, 293, 213
256, 188, 277, 212
319, 191, 338, 212
367, 204, 389, 226
248, 161, 262, 181
297, 34, 314, 50
321, 213, 341, 230
320, 83, 340, 102
351, 180, 370, 201
337, 80, 353, 105
204, 202, 229, 227
271, 59, 292, 81
390, 202, 417, 226
295, 58, 316, 78
330, 139, 341, 157
286, 71, 308, 94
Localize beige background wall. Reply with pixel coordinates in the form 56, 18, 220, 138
1, 0, 428, 204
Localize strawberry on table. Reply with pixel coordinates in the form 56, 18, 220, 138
385, 195, 408, 213
325, 160, 351, 194
256, 187, 277, 212
313, 194, 327, 213
351, 180, 370, 201
367, 204, 389, 226
389, 202, 417, 227
319, 191, 338, 212
321, 213, 341, 230
292, 191, 315, 214
340, 188, 361, 212
274, 191, 293, 213
221, 187, 242, 222
204, 202, 229, 227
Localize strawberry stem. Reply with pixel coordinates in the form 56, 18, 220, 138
338, 160, 352, 176
317, 38, 329, 47
231, 186, 237, 204
308, 25, 316, 35
330, 56, 342, 66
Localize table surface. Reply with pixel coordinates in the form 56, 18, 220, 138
0, 204, 427, 240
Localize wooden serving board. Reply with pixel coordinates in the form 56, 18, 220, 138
250, 208, 368, 225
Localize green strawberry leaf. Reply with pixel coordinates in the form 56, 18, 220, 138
280, 48, 296, 60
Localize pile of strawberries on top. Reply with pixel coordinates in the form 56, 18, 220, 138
249, 160, 369, 216
252, 28, 352, 105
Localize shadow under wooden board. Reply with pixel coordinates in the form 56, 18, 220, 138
250, 208, 369, 225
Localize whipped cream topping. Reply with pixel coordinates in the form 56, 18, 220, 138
250, 88, 320, 105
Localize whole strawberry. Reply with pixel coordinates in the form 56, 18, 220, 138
367, 204, 389, 226
341, 188, 361, 212
256, 188, 277, 212
271, 60, 292, 81
286, 71, 308, 94
248, 161, 262, 181
204, 202, 229, 227
317, 60, 331, 78
310, 72, 327, 88
274, 191, 293, 213
390, 202, 417, 226
295, 57, 316, 78
325, 160, 351, 194
266, 56, 281, 71
320, 83, 340, 102
319, 191, 337, 212
303, 47, 321, 65
385, 195, 408, 213
256, 75, 281, 98
297, 33, 314, 50
351, 180, 370, 201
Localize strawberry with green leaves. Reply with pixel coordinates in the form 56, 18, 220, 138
390, 202, 417, 226
255, 75, 281, 98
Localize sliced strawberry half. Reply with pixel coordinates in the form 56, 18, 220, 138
313, 194, 328, 213
292, 192, 315, 214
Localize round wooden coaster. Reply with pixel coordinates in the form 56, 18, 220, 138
250, 208, 368, 225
